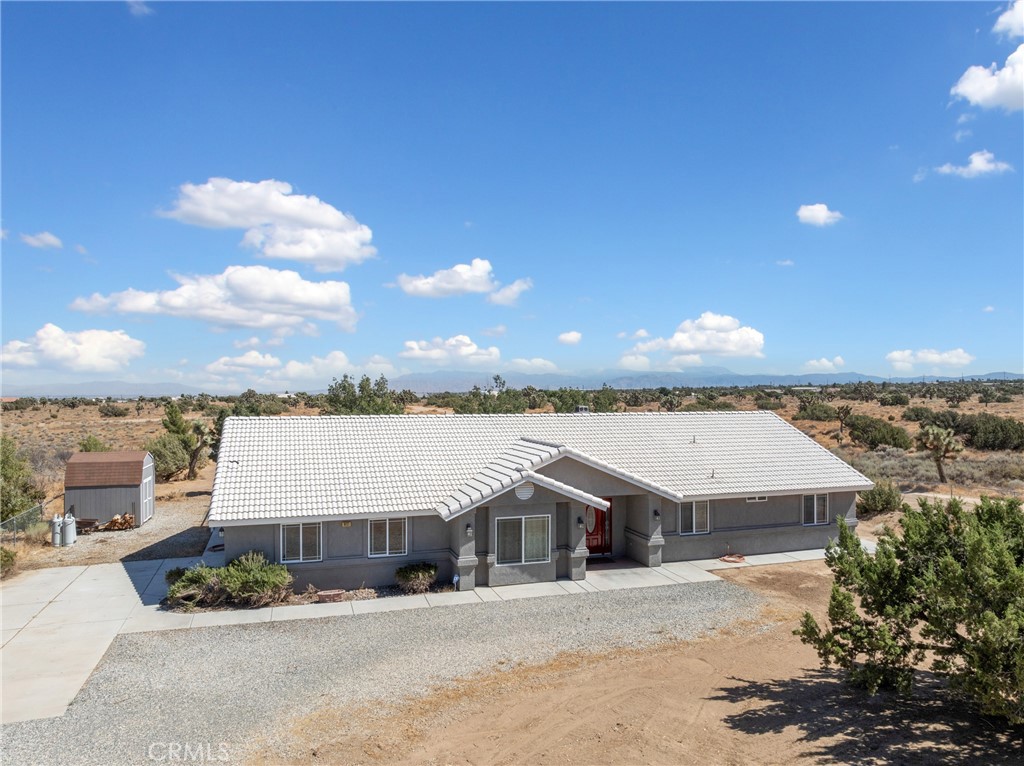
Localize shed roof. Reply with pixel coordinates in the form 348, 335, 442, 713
65, 451, 151, 488
209, 412, 872, 525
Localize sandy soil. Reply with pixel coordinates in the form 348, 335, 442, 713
258, 561, 1022, 765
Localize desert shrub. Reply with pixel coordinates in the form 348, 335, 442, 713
681, 400, 737, 412
98, 402, 130, 417
957, 413, 1024, 451
78, 435, 112, 452
754, 397, 784, 410
1, 435, 45, 522
847, 415, 912, 450
145, 433, 189, 481
798, 497, 1024, 724
856, 480, 908, 517
921, 409, 964, 432
793, 402, 838, 421
166, 552, 293, 610
0, 547, 16, 578
902, 406, 934, 422
164, 566, 188, 585
877, 391, 910, 407
851, 447, 937, 488
395, 561, 438, 594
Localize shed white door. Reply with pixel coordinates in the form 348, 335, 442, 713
141, 476, 154, 523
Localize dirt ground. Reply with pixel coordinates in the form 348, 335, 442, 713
256, 561, 1022, 766
6, 463, 214, 571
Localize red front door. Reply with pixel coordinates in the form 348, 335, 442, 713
585, 498, 613, 556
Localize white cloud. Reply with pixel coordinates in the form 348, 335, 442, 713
397, 258, 497, 297
776, 259, 795, 267
20, 231, 63, 249
885, 348, 975, 372
399, 335, 500, 366
954, 128, 972, 142
1, 323, 144, 372
913, 167, 929, 183
635, 311, 765, 358
557, 330, 582, 345
160, 177, 376, 272
75, 244, 88, 255
796, 203, 843, 227
481, 324, 507, 337
127, 1, 154, 16
935, 150, 1013, 178
803, 355, 846, 373
260, 351, 396, 386
486, 278, 533, 306
950, 44, 1024, 112
632, 329, 649, 339
507, 357, 558, 373
667, 354, 703, 369
205, 351, 281, 376
618, 354, 651, 371
71, 264, 357, 332
233, 336, 263, 349
0, 229, 8, 239
994, 0, 1023, 38
983, 305, 996, 313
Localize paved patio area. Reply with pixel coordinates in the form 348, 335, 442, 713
0, 543, 853, 725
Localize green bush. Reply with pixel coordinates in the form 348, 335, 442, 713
165, 552, 293, 609
793, 402, 838, 421
855, 480, 908, 517
0, 547, 16, 578
395, 561, 438, 594
847, 415, 912, 450
901, 406, 934, 422
78, 435, 112, 452
144, 433, 189, 481
877, 391, 910, 407
958, 413, 1024, 451
98, 402, 130, 417
164, 566, 188, 585
755, 397, 784, 410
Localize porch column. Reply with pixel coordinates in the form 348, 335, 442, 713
449, 508, 478, 590
568, 501, 589, 580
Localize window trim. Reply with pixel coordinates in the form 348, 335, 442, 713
678, 500, 711, 536
802, 494, 829, 526
368, 517, 408, 558
495, 515, 551, 566
280, 522, 322, 563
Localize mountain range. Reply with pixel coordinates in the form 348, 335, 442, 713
3, 368, 1021, 398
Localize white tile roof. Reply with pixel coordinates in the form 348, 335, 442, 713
209, 411, 873, 524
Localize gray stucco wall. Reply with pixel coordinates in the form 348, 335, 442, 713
661, 491, 858, 561
223, 514, 455, 591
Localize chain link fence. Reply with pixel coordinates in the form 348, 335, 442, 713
1, 504, 47, 545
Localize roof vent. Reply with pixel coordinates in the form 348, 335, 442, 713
574, 406, 590, 414
515, 482, 535, 500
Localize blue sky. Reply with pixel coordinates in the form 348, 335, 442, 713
2, 1, 1022, 392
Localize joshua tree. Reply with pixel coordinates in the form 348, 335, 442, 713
186, 421, 213, 481
836, 405, 853, 437
915, 425, 963, 484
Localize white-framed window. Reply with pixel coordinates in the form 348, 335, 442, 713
679, 501, 710, 535
281, 522, 322, 563
496, 515, 550, 565
803, 494, 829, 526
369, 517, 407, 557
746, 496, 767, 503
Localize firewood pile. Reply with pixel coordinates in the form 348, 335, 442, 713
100, 514, 135, 531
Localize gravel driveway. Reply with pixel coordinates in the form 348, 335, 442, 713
0, 580, 761, 766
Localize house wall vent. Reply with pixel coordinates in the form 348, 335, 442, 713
515, 482, 535, 500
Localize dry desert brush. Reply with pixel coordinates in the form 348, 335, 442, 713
395, 561, 438, 594
166, 552, 294, 610
797, 497, 1023, 724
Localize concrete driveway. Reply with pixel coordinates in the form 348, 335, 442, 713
1, 557, 198, 724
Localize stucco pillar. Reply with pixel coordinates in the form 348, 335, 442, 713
449, 509, 478, 590
568, 502, 589, 580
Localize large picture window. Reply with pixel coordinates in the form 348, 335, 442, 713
803, 495, 829, 526
679, 501, 710, 535
496, 516, 550, 565
369, 517, 407, 557
281, 523, 322, 563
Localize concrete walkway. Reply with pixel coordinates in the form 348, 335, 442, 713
0, 545, 845, 725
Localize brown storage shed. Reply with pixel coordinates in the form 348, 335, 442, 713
64, 451, 156, 528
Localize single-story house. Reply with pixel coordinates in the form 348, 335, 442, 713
209, 411, 873, 591
65, 451, 156, 528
